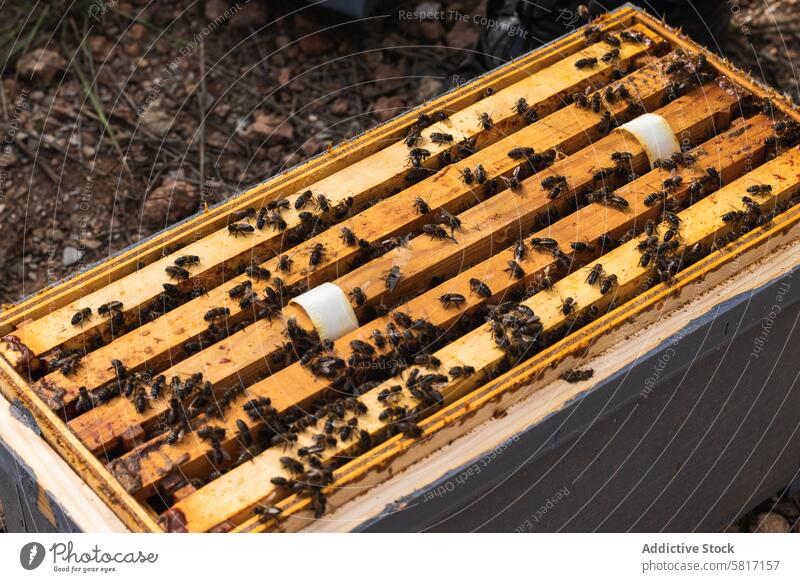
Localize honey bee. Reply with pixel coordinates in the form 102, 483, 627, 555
747, 184, 772, 196
600, 274, 618, 294
277, 254, 293, 273
383, 266, 402, 291
267, 198, 291, 212
422, 223, 453, 241
610, 151, 633, 164
591, 92, 602, 113
570, 241, 594, 253
477, 112, 493, 130
643, 191, 666, 207
229, 280, 252, 299
244, 266, 271, 280
586, 264, 604, 285
339, 226, 358, 246
439, 293, 466, 309
619, 30, 646, 43
574, 56, 598, 69
436, 210, 462, 235
512, 97, 529, 115
295, 190, 313, 209
572, 92, 590, 109
502, 166, 523, 191
108, 359, 127, 380
601, 48, 620, 63
174, 255, 200, 267
165, 265, 190, 280
230, 207, 256, 222
71, 307, 92, 326
469, 277, 492, 298
228, 223, 255, 237
204, 307, 230, 322
513, 238, 527, 261
266, 212, 287, 232
413, 196, 432, 214
530, 237, 559, 251
560, 297, 577, 316
449, 365, 475, 378
429, 132, 453, 144
309, 243, 326, 267
504, 260, 525, 279
614, 84, 630, 100
474, 164, 486, 185
507, 146, 536, 160
97, 301, 123, 316
348, 287, 366, 306
256, 207, 269, 229
405, 128, 421, 147
561, 368, 594, 382
540, 175, 567, 189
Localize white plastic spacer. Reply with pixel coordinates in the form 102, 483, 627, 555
289, 282, 359, 341
615, 113, 681, 169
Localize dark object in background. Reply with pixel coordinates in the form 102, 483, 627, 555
317, 0, 379, 17
468, 0, 731, 76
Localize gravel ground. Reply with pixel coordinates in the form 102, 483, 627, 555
0, 0, 797, 532
0, 0, 483, 304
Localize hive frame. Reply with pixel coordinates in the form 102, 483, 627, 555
0, 5, 798, 532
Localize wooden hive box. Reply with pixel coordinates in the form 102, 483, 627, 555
1, 6, 800, 533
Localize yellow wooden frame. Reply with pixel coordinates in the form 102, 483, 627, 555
0, 6, 799, 532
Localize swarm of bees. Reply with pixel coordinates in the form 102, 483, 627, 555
50, 26, 800, 530
488, 301, 543, 359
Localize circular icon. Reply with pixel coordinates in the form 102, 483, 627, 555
20, 542, 46, 570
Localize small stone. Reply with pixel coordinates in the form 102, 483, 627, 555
446, 19, 478, 49
89, 36, 112, 59
301, 140, 322, 156
81, 239, 102, 250
205, 0, 229, 20
750, 512, 791, 533
773, 501, 800, 520
417, 77, 443, 101
140, 106, 173, 134
129, 24, 147, 40
142, 179, 198, 226
373, 96, 406, 122
62, 246, 83, 267
243, 112, 294, 142
230, 2, 268, 28
330, 98, 349, 115
420, 20, 445, 42
276, 67, 291, 86
298, 33, 333, 56
17, 48, 67, 86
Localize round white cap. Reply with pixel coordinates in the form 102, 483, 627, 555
616, 113, 680, 169
289, 282, 359, 341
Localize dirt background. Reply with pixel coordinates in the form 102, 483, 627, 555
0, 0, 797, 532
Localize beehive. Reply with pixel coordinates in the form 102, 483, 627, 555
1, 6, 799, 533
